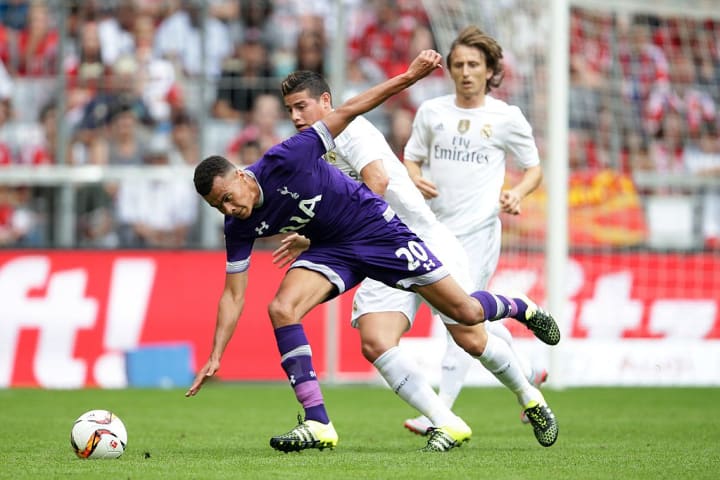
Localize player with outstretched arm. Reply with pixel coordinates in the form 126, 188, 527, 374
185, 50, 559, 453
272, 69, 558, 451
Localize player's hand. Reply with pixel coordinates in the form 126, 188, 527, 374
500, 190, 521, 215
185, 358, 220, 397
411, 176, 439, 199
406, 49, 443, 81
272, 233, 311, 268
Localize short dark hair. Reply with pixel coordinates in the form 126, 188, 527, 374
447, 26, 505, 93
193, 155, 235, 196
280, 70, 331, 101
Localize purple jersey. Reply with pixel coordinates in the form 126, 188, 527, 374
224, 122, 448, 294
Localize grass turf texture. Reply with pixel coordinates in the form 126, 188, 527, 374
0, 385, 718, 479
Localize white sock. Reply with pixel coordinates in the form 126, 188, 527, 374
374, 346, 458, 427
437, 329, 475, 408
485, 321, 533, 379
476, 333, 538, 406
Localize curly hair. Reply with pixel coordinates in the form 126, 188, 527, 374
193, 155, 235, 196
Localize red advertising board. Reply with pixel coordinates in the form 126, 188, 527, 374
1, 250, 718, 388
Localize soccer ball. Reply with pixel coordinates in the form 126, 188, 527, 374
70, 409, 127, 459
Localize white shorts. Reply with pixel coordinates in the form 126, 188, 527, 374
351, 220, 473, 328
456, 218, 501, 290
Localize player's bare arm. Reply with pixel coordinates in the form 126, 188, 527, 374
404, 159, 439, 199
360, 160, 390, 196
499, 164, 542, 215
323, 50, 442, 138
185, 271, 248, 397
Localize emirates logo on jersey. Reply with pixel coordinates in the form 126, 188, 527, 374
457, 119, 470, 134
481, 124, 493, 139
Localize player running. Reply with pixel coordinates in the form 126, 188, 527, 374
403, 26, 549, 436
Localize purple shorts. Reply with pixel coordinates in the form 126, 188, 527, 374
290, 215, 448, 297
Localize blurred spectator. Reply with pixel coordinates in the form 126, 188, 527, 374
264, 0, 335, 76
115, 133, 198, 248
76, 187, 118, 248
0, 70, 44, 246
568, 128, 602, 173
235, 0, 274, 46
226, 93, 283, 165
106, 102, 150, 165
0, 0, 29, 31
97, 0, 136, 67
74, 90, 153, 249
169, 109, 200, 165
645, 55, 716, 138
617, 16, 671, 130
72, 55, 152, 165
568, 9, 610, 133
569, 8, 612, 90
239, 0, 273, 31
387, 105, 414, 161
348, 0, 425, 80
154, 0, 232, 78
0, 185, 41, 246
294, 28, 325, 75
0, 23, 10, 68
621, 129, 652, 174
19, 100, 62, 165
212, 29, 276, 121
60, 0, 91, 71
693, 27, 720, 101
133, 14, 184, 127
341, 57, 387, 132
399, 24, 447, 110
135, 0, 170, 20
0, 58, 11, 100
14, 0, 59, 76
73, 98, 151, 248
349, 22, 441, 135
590, 101, 618, 171
0, 87, 14, 165
235, 139, 262, 167
648, 109, 687, 178
684, 123, 720, 249
209, 0, 240, 24
64, 20, 106, 127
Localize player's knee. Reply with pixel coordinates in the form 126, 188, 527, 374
452, 301, 484, 326
360, 336, 394, 363
267, 297, 296, 327
450, 326, 488, 356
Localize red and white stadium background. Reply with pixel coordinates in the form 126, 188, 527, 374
1, 250, 718, 389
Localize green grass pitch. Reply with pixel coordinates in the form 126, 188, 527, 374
1, 385, 718, 479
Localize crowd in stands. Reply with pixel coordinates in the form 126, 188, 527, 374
566, 9, 720, 248
0, 1, 718, 249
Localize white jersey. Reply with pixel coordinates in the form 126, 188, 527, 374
329, 115, 439, 240
404, 94, 540, 236
328, 115, 472, 326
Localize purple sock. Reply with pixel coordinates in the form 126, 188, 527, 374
274, 324, 330, 424
471, 291, 528, 320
